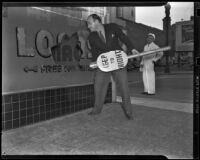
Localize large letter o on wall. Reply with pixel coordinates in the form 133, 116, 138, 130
36, 30, 54, 58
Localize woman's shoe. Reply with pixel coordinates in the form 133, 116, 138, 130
147, 93, 155, 95
141, 92, 148, 94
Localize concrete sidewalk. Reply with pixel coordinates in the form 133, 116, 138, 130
2, 70, 193, 158
2, 102, 193, 159
127, 69, 193, 83
117, 96, 193, 113
126, 71, 193, 104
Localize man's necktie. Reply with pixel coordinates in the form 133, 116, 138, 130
98, 31, 106, 43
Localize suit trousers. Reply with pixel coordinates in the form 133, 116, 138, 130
93, 68, 132, 114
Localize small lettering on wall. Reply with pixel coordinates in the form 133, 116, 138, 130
24, 63, 92, 73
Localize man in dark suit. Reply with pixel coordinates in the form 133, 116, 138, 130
87, 14, 139, 120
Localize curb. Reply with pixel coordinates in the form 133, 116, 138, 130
156, 71, 193, 75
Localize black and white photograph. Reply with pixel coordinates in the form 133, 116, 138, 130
2, 1, 199, 159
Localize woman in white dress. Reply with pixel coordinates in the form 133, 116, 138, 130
140, 33, 163, 95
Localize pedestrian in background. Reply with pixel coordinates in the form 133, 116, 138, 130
140, 33, 163, 95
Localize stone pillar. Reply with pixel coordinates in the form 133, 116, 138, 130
163, 3, 171, 73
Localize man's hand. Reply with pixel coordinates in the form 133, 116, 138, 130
131, 49, 140, 61
131, 49, 139, 55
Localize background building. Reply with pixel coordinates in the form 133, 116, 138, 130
171, 16, 194, 67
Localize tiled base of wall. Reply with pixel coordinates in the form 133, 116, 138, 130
2, 83, 112, 131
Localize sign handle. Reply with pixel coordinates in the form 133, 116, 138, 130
90, 61, 98, 68
127, 46, 171, 59
89, 46, 171, 69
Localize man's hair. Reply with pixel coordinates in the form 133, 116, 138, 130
88, 14, 102, 23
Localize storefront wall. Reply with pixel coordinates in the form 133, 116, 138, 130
2, 7, 112, 131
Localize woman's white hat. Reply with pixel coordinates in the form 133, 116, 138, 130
147, 33, 156, 40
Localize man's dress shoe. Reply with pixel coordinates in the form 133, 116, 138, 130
121, 105, 133, 120
88, 110, 101, 115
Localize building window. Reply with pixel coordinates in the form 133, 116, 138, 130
80, 7, 106, 17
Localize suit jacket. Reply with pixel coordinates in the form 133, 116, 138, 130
88, 23, 135, 61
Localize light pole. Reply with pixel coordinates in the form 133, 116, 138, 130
163, 3, 171, 73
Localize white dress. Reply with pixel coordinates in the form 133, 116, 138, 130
140, 42, 163, 94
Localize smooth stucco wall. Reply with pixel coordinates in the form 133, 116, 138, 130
2, 7, 94, 93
